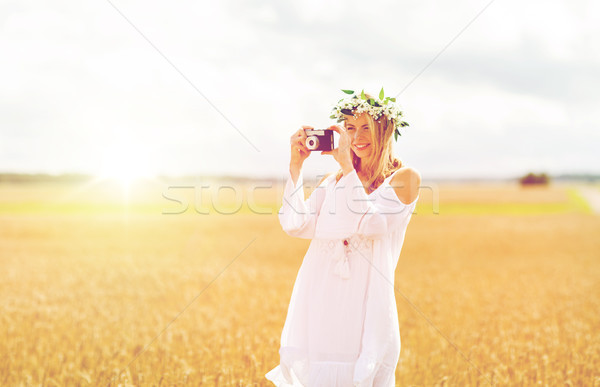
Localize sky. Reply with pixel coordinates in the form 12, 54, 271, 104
1, 0, 599, 180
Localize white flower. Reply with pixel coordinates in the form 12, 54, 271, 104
329, 91, 408, 139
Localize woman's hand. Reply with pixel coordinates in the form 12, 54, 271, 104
290, 126, 312, 167
322, 125, 354, 174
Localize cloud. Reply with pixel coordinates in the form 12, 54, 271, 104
0, 0, 598, 179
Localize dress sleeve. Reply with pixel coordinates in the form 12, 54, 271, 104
326, 168, 417, 239
278, 167, 328, 239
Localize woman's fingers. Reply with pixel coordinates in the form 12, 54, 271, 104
300, 125, 312, 137
291, 129, 306, 143
298, 139, 309, 153
297, 126, 313, 151
328, 125, 344, 133
291, 134, 310, 157
291, 127, 310, 143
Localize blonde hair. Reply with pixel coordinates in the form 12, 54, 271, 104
333, 92, 403, 192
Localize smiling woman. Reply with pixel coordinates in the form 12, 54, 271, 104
266, 88, 420, 387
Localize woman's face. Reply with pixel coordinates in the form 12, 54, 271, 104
344, 113, 374, 160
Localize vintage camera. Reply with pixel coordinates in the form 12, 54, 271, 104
305, 129, 334, 151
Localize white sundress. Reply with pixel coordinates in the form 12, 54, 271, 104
265, 167, 418, 387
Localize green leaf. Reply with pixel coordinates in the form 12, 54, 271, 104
341, 89, 354, 94
390, 97, 396, 102
394, 130, 399, 141
379, 87, 384, 100
361, 89, 366, 100
341, 108, 354, 115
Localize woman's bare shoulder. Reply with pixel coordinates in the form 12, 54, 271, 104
389, 166, 421, 205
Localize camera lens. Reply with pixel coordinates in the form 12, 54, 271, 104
306, 136, 319, 150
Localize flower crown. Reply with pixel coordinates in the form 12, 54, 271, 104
329, 87, 409, 141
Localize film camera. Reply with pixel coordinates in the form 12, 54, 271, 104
304, 129, 334, 151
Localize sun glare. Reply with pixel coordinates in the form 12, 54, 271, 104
97, 141, 156, 188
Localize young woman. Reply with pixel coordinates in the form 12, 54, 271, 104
265, 90, 420, 386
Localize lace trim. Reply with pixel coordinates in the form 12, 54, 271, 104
314, 235, 374, 279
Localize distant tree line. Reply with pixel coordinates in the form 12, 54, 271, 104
519, 172, 550, 186
0, 173, 93, 183
0, 172, 598, 184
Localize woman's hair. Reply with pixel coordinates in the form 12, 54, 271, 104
333, 92, 403, 191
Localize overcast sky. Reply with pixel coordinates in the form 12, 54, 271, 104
1, 0, 599, 180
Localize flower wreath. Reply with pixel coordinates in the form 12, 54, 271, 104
329, 87, 409, 141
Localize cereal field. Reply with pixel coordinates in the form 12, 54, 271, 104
0, 178, 599, 386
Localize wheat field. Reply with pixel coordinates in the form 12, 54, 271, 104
0, 179, 599, 386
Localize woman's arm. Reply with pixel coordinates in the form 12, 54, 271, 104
278, 165, 331, 239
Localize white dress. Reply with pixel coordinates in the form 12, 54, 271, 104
265, 167, 418, 387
